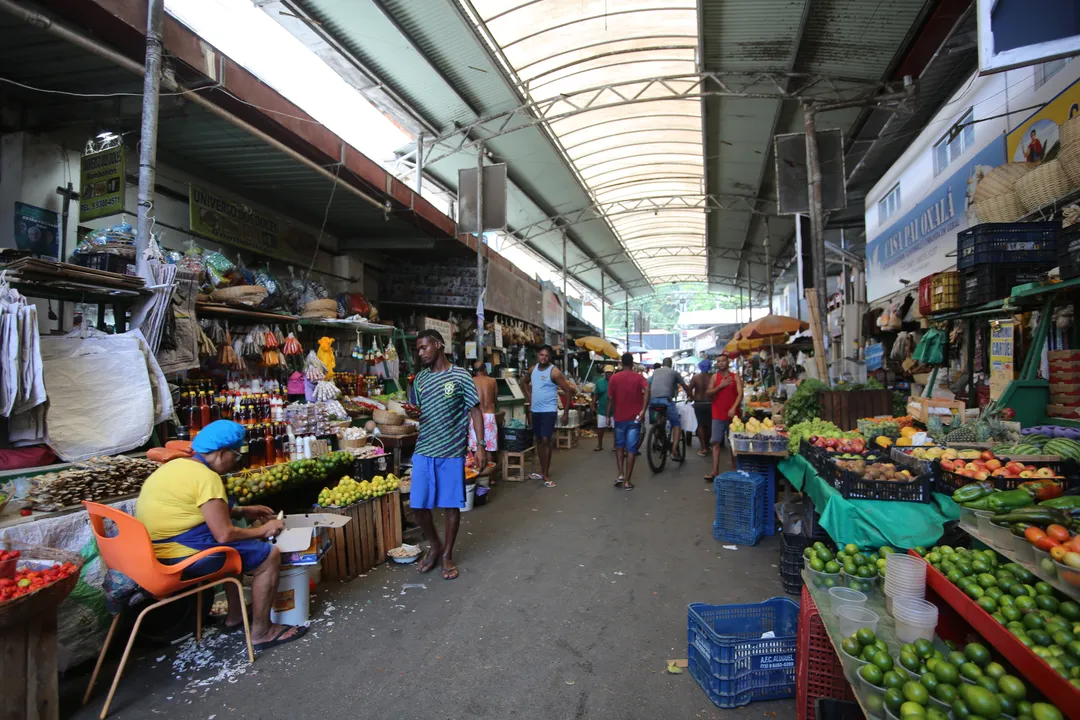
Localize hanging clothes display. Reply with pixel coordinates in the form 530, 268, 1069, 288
0, 274, 46, 419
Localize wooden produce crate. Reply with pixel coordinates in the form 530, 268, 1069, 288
320, 491, 404, 581
817, 389, 891, 431
906, 396, 965, 425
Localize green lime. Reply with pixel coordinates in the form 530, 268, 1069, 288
933, 661, 959, 685
997, 674, 1026, 700
900, 651, 922, 673
983, 661, 1006, 680
865, 693, 885, 716
947, 650, 966, 667
853, 553, 868, 567
964, 584, 985, 600
1035, 581, 1054, 596
884, 686, 905, 711
977, 596, 999, 613
964, 642, 991, 667
856, 627, 877, 647
959, 662, 983, 681
977, 573, 998, 588
1031, 702, 1064, 720
841, 636, 861, 657
1024, 613, 1046, 631
975, 675, 999, 694
920, 670, 938, 693
862, 644, 881, 662
902, 679, 929, 705
859, 663, 884, 687
1036, 594, 1061, 613
934, 682, 957, 704
884, 669, 906, 689
1059, 600, 1080, 621
913, 638, 934, 659
998, 693, 1018, 717
825, 560, 841, 574
816, 547, 834, 562
1015, 595, 1036, 611
803, 546, 814, 560
874, 653, 895, 672
844, 543, 859, 555
900, 701, 927, 717
1001, 605, 1022, 622
858, 565, 874, 579
951, 698, 971, 718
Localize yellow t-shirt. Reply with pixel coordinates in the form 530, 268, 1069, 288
136, 458, 227, 559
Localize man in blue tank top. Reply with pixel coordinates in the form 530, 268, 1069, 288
521, 345, 576, 487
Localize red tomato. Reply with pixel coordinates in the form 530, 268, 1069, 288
1047, 524, 1072, 543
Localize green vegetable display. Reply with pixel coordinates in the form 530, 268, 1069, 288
783, 379, 830, 426
786, 418, 858, 454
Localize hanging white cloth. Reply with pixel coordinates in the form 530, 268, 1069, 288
13, 301, 45, 414
0, 298, 21, 417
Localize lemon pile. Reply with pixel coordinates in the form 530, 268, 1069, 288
316, 473, 401, 507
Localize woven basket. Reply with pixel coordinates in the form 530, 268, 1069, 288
373, 408, 405, 426
1060, 142, 1080, 185
0, 540, 82, 628
973, 193, 1023, 223
304, 299, 338, 314
210, 285, 268, 306
378, 423, 417, 437
1015, 160, 1073, 212
1063, 115, 1080, 148
973, 163, 1036, 204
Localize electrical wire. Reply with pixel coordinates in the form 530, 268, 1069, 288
0, 74, 212, 98
307, 162, 342, 278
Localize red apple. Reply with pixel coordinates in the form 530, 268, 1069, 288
825, 438, 838, 448
941, 459, 954, 471
992, 468, 1009, 477
973, 460, 987, 469
965, 462, 979, 471
974, 470, 990, 481
1006, 462, 1026, 474
1020, 470, 1036, 478
985, 459, 1002, 471
980, 450, 996, 461
809, 436, 819, 444
1024, 465, 1037, 472
1035, 467, 1056, 478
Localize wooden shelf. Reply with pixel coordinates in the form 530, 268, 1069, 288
196, 302, 298, 323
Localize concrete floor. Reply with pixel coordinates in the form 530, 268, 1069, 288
65, 441, 797, 720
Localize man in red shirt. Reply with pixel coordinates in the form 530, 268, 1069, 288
605, 352, 650, 490
706, 354, 743, 482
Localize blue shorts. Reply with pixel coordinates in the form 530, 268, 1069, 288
410, 453, 467, 510
650, 398, 681, 428
532, 411, 558, 439
614, 420, 641, 453
157, 522, 272, 580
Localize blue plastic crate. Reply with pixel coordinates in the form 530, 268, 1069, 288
713, 471, 767, 545
687, 598, 799, 708
734, 456, 779, 536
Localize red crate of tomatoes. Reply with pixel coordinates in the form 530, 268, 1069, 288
0, 542, 82, 609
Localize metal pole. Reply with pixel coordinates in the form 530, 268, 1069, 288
794, 212, 804, 321
765, 218, 774, 315
624, 294, 629, 355
600, 273, 605, 340
562, 231, 568, 374
638, 310, 643, 351
803, 103, 828, 352
476, 143, 484, 361
414, 133, 424, 194
135, 0, 164, 280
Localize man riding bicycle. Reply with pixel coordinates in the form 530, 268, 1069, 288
648, 357, 690, 460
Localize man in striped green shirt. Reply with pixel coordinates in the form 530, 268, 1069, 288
411, 329, 485, 580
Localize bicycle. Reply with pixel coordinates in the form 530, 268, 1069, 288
645, 401, 687, 473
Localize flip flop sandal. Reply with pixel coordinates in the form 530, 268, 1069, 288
528, 473, 544, 480
623, 483, 635, 491
442, 566, 459, 580
254, 625, 307, 652
613, 479, 624, 487
543, 480, 557, 488
593, 447, 603, 451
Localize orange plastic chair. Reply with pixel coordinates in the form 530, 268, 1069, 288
81, 501, 254, 719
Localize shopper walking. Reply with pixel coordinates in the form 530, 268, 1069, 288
412, 330, 486, 581
592, 364, 614, 451
706, 354, 742, 482
521, 345, 574, 487
468, 360, 498, 455
689, 359, 714, 456
606, 352, 649, 490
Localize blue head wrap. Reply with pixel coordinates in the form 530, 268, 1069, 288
191, 420, 246, 454
698, 359, 713, 372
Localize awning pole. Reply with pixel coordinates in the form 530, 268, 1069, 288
562, 230, 568, 374
476, 143, 484, 361
135, 0, 164, 280
600, 274, 605, 340
414, 132, 424, 194
803, 103, 830, 384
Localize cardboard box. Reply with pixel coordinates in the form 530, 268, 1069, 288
275, 512, 351, 567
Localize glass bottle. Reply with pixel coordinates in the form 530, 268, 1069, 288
248, 426, 263, 468
264, 423, 276, 466
199, 392, 211, 429
187, 397, 201, 432
274, 423, 286, 464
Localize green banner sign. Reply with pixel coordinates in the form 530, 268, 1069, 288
79, 146, 125, 221
188, 184, 313, 265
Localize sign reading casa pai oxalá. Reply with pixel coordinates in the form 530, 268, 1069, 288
865, 136, 1005, 301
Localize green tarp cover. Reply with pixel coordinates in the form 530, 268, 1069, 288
779, 454, 960, 549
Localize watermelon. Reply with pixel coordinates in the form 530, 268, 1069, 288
990, 444, 1014, 454
1023, 434, 1050, 447
1043, 438, 1080, 461
1008, 444, 1042, 456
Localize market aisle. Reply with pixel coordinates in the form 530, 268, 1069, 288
65, 443, 795, 720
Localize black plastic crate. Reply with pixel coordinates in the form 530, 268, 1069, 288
956, 222, 1059, 271
498, 426, 533, 452
353, 453, 390, 480
933, 468, 969, 497
835, 468, 933, 503
1058, 224, 1080, 281
815, 699, 864, 720
959, 263, 1053, 307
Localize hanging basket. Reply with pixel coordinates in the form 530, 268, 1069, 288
377, 423, 417, 437
972, 193, 1023, 223
972, 163, 1036, 204
1014, 159, 1073, 212
1059, 142, 1080, 186
1062, 115, 1080, 148
372, 408, 405, 426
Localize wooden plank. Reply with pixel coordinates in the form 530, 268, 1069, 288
358, 501, 375, 573
373, 495, 388, 564
345, 502, 361, 578
27, 613, 58, 720
0, 622, 29, 720
389, 491, 403, 548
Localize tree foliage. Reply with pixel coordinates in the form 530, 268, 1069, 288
603, 283, 744, 335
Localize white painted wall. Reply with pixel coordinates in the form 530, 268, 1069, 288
864, 59, 1080, 301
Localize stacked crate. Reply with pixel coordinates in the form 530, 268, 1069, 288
956, 222, 1059, 307
1048, 350, 1080, 418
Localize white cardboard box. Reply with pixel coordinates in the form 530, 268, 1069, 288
274, 512, 351, 566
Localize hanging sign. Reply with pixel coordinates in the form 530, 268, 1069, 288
989, 320, 1016, 400
1006, 79, 1080, 162
542, 288, 564, 333
79, 145, 125, 221
13, 203, 60, 259
421, 317, 452, 345
188, 184, 315, 265
865, 343, 885, 371
494, 323, 503, 349
465, 341, 478, 360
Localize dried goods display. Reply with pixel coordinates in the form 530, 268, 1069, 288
28, 456, 161, 510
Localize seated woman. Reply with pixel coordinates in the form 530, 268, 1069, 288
136, 420, 305, 651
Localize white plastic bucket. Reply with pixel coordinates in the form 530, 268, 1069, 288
270, 565, 310, 626
462, 483, 476, 512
